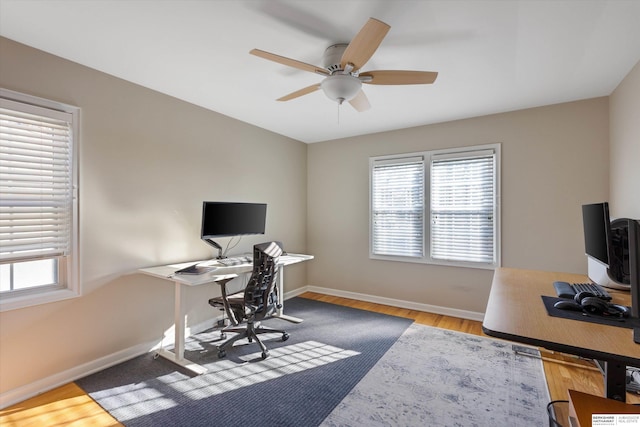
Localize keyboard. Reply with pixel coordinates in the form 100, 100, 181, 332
217, 256, 252, 266
553, 281, 612, 301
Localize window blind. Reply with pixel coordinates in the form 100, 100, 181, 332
0, 99, 74, 263
371, 157, 424, 257
430, 150, 495, 263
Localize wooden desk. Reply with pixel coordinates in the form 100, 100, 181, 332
568, 389, 640, 427
138, 253, 313, 374
483, 268, 639, 402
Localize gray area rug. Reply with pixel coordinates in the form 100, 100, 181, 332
322, 324, 550, 427
77, 298, 413, 427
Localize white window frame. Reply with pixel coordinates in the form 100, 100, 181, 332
0, 88, 80, 312
370, 143, 501, 270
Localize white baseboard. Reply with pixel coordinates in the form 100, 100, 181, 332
302, 285, 486, 322
0, 313, 226, 410
0, 287, 482, 409
0, 339, 158, 409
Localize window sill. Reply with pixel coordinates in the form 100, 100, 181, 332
0, 287, 80, 312
370, 254, 499, 270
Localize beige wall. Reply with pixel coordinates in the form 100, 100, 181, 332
0, 38, 308, 395
0, 34, 637, 404
610, 60, 640, 220
307, 98, 610, 313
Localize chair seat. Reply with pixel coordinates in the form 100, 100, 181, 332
208, 291, 243, 308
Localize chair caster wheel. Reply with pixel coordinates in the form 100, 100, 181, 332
153, 353, 159, 360
218, 349, 226, 359
282, 333, 289, 341
261, 351, 269, 360
220, 332, 226, 340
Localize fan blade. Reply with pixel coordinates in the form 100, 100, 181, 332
340, 18, 390, 71
348, 90, 371, 112
277, 84, 321, 101
360, 70, 438, 85
250, 49, 329, 76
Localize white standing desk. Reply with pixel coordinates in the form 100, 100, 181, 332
138, 253, 313, 374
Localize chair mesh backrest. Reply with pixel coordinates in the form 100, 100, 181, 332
243, 241, 283, 320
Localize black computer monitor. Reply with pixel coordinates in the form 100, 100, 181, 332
581, 202, 630, 290
200, 202, 267, 258
582, 202, 611, 266
201, 202, 267, 238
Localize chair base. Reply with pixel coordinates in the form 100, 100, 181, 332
217, 320, 289, 359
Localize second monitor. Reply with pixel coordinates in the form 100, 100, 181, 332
582, 202, 635, 291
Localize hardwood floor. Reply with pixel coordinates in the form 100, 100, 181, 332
1, 292, 637, 426
0, 382, 121, 427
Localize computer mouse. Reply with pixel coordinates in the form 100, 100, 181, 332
554, 300, 583, 311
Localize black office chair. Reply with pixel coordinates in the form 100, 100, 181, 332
208, 241, 289, 359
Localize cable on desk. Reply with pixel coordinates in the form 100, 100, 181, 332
222, 236, 241, 258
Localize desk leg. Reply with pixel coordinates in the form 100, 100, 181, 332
174, 281, 186, 359
273, 264, 303, 324
155, 281, 207, 375
601, 360, 627, 402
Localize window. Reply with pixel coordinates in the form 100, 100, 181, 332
0, 89, 79, 311
371, 156, 425, 258
370, 144, 500, 269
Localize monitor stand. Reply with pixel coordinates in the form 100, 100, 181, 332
587, 257, 630, 291
202, 238, 225, 259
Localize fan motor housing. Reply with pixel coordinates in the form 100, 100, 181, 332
323, 44, 348, 73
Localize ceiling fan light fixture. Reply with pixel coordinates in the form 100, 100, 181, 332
320, 74, 362, 104
251, 17, 438, 112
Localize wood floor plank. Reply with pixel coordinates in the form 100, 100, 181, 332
1, 291, 637, 426
0, 383, 121, 427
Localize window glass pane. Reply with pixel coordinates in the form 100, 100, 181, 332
372, 160, 424, 257
13, 259, 56, 289
0, 264, 10, 292
0, 100, 73, 264
431, 154, 495, 263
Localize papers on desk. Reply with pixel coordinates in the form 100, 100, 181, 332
174, 263, 217, 275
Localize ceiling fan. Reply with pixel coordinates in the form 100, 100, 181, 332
250, 17, 438, 112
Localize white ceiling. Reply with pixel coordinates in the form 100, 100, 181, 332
1, 0, 639, 143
